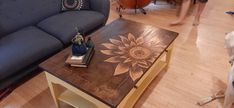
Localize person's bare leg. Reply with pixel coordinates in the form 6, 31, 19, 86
223, 84, 234, 108
193, 2, 207, 26
170, 0, 191, 25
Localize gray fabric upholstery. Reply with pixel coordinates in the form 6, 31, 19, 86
37, 11, 105, 45
90, 0, 110, 23
0, 26, 63, 80
0, 65, 38, 90
0, 0, 110, 91
0, 0, 61, 37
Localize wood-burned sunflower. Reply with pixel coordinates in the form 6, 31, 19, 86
101, 33, 164, 81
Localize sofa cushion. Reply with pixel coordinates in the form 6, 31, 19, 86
0, 26, 63, 80
37, 10, 105, 45
62, 0, 90, 11
0, 0, 61, 37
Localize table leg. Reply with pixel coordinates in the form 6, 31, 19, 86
154, 0, 156, 4
165, 44, 174, 70
117, 5, 123, 18
45, 72, 110, 108
46, 74, 61, 108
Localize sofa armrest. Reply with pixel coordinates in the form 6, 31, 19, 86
89, 0, 110, 24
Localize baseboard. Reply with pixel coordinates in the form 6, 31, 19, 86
0, 88, 13, 101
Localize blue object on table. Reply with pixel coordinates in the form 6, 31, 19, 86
72, 43, 87, 56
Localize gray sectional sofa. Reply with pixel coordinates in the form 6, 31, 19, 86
0, 0, 110, 90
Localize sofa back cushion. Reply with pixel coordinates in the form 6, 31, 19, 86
61, 0, 90, 11
0, 0, 61, 38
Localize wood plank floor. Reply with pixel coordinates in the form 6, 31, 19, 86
1, 0, 234, 108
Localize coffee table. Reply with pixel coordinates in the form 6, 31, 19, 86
40, 19, 178, 108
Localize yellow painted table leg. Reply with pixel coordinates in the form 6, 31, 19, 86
46, 73, 61, 108
165, 43, 174, 70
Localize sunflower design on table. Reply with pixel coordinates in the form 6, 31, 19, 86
100, 33, 165, 81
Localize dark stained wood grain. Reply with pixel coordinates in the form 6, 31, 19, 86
39, 18, 178, 108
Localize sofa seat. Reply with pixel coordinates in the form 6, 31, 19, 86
37, 11, 105, 45
0, 26, 63, 80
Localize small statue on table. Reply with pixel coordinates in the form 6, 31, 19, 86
67, 31, 95, 68
86, 37, 94, 48
71, 32, 87, 56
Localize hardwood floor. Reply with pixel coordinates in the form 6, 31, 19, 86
1, 0, 234, 108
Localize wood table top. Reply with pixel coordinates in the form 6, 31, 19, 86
39, 18, 178, 108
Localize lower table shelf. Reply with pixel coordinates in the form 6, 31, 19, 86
58, 90, 97, 108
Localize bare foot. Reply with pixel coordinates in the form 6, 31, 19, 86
193, 18, 200, 26
170, 20, 183, 26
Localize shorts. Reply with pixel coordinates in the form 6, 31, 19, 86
198, 0, 208, 3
